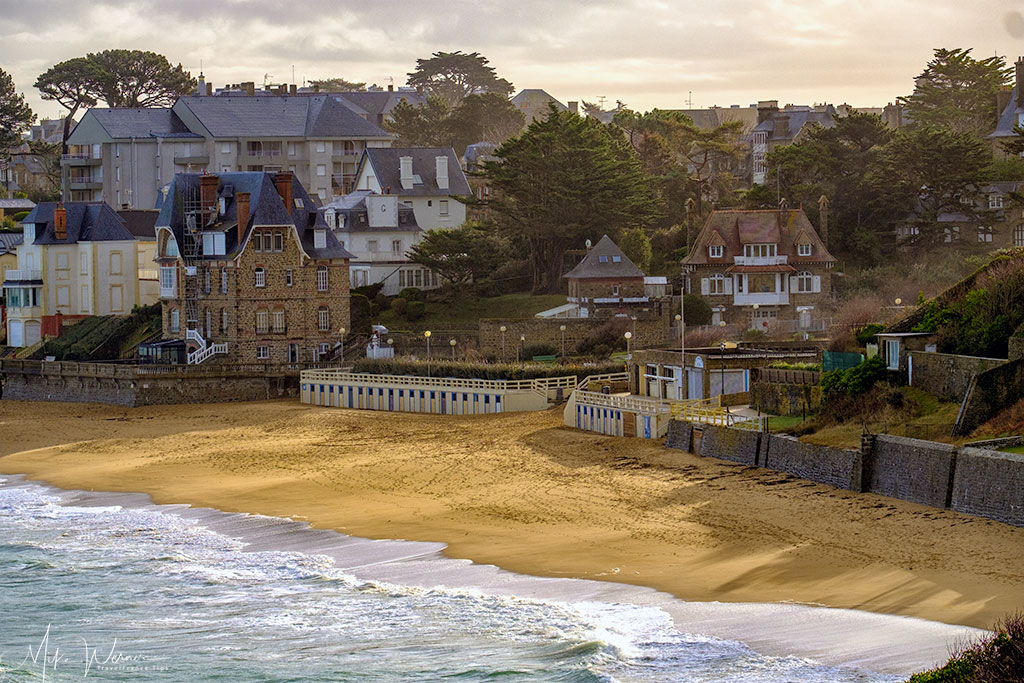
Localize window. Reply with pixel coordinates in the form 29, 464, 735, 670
274, 232, 284, 252
797, 243, 812, 256
1015, 224, 1024, 247
81, 285, 90, 312
57, 286, 69, 307
222, 143, 231, 155
115, 143, 120, 158
256, 310, 269, 333
599, 255, 608, 263
254, 268, 266, 287
204, 309, 212, 337
115, 167, 121, 182
944, 226, 961, 243
797, 271, 814, 293
316, 141, 326, 153
253, 232, 262, 252
317, 266, 329, 292
221, 308, 228, 334
612, 255, 621, 263
110, 285, 123, 312
110, 251, 122, 275
989, 194, 1004, 209
368, 239, 378, 252
170, 308, 180, 332
708, 245, 724, 258
202, 232, 226, 256
399, 270, 407, 288
612, 284, 620, 296
317, 189, 327, 201
160, 266, 177, 296
314, 229, 327, 250
392, 239, 402, 254
978, 226, 993, 243
317, 164, 326, 177
285, 269, 293, 286
709, 273, 726, 295
263, 233, 273, 252
272, 310, 285, 333
221, 269, 228, 293
203, 268, 211, 293
257, 345, 269, 360
439, 199, 449, 216
743, 244, 777, 258
318, 307, 330, 331
288, 142, 296, 157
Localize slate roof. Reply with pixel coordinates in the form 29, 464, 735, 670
24, 202, 136, 244
564, 235, 645, 280
155, 172, 352, 261
511, 89, 567, 110
0, 232, 24, 254
990, 88, 1023, 139
0, 198, 36, 210
753, 106, 837, 141
361, 147, 472, 197
334, 91, 426, 118
116, 209, 159, 239
462, 142, 497, 172
684, 209, 836, 267
321, 191, 421, 233
173, 96, 392, 139
87, 108, 199, 139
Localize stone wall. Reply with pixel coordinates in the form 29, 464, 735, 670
951, 448, 1024, 526
665, 420, 692, 452
694, 423, 760, 466
479, 314, 669, 357
908, 351, 1005, 403
760, 434, 862, 490
954, 358, 1024, 435
863, 435, 956, 508
750, 382, 822, 417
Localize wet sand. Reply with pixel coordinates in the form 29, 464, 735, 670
1, 399, 1021, 633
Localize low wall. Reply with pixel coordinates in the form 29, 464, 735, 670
665, 420, 693, 452
908, 351, 1005, 403
955, 358, 1024, 435
950, 447, 1024, 526
863, 435, 956, 508
694, 423, 760, 466
761, 434, 862, 491
479, 314, 669, 357
750, 382, 822, 417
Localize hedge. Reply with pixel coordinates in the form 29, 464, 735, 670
351, 358, 624, 381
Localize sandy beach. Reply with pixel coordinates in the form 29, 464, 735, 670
1, 399, 1022, 633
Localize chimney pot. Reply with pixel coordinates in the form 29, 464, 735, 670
274, 171, 294, 211
435, 155, 449, 190
400, 156, 414, 189
54, 204, 67, 240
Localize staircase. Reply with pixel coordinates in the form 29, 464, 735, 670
185, 328, 228, 365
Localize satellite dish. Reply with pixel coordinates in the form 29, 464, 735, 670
585, 239, 592, 249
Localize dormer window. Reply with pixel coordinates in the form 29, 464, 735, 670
709, 245, 723, 258
324, 209, 336, 229
314, 229, 327, 250
989, 194, 1004, 209
797, 243, 812, 256
612, 255, 621, 263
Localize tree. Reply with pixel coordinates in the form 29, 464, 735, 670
868, 125, 993, 247
0, 67, 34, 156
86, 49, 194, 108
481, 105, 658, 293
385, 92, 524, 155
24, 140, 62, 198
385, 96, 452, 147
35, 57, 99, 150
407, 222, 505, 288
618, 226, 652, 272
407, 51, 513, 106
899, 48, 1012, 137
308, 77, 366, 91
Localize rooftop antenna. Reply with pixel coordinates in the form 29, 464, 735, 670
597, 95, 607, 110
292, 65, 295, 85
686, 90, 693, 108
263, 73, 271, 87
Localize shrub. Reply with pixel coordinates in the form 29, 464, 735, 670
398, 287, 424, 301
820, 355, 887, 397
350, 293, 372, 333
352, 282, 385, 299
522, 343, 557, 358
576, 318, 629, 356
374, 292, 390, 311
909, 613, 1024, 683
391, 297, 408, 317
683, 294, 712, 326
854, 323, 886, 347
406, 300, 426, 321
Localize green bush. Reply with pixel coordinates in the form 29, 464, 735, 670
406, 300, 426, 321
391, 297, 408, 317
909, 613, 1023, 683
374, 292, 390, 311
12, 210, 30, 222
350, 293, 372, 333
522, 343, 557, 358
351, 357, 623, 381
352, 282, 385, 299
683, 294, 712, 326
820, 355, 887, 397
398, 287, 424, 301
768, 362, 821, 371
854, 323, 885, 347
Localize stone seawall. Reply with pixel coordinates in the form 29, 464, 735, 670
666, 420, 1024, 527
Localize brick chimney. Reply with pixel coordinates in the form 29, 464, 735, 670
199, 173, 219, 222
1016, 56, 1024, 109
53, 203, 67, 240
236, 192, 250, 235
757, 100, 779, 124
274, 171, 293, 210
773, 115, 789, 140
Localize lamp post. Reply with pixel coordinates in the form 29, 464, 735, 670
519, 334, 526, 370
387, 337, 394, 358
625, 331, 632, 361
500, 325, 507, 362
675, 313, 684, 399
449, 338, 457, 361
559, 324, 566, 360
424, 330, 432, 376
719, 337, 729, 413
338, 326, 346, 364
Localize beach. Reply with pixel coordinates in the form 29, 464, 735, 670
1, 398, 1022, 638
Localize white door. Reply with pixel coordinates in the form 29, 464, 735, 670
885, 340, 900, 370
9, 320, 23, 347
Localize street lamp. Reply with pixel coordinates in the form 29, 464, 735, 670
624, 331, 632, 360
338, 326, 346, 365
719, 338, 729, 413
559, 324, 566, 359
424, 330, 432, 376
387, 337, 394, 357
449, 338, 457, 361
519, 334, 526, 370
500, 325, 507, 362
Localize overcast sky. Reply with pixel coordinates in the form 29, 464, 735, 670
2, 0, 1023, 121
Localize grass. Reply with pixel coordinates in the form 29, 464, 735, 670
1001, 445, 1024, 455
375, 293, 567, 332
766, 415, 807, 431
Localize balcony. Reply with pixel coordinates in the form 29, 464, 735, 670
174, 153, 210, 166
61, 152, 102, 166
3, 269, 42, 282
67, 173, 103, 190
734, 291, 790, 306
592, 296, 650, 304
733, 255, 788, 266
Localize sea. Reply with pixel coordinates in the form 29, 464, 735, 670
0, 475, 976, 682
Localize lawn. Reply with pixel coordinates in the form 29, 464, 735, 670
1001, 445, 1024, 455
374, 293, 567, 332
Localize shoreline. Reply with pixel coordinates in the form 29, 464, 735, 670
1, 399, 1022, 664
0, 472, 984, 676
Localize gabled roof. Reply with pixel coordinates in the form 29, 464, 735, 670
24, 202, 135, 244
85, 108, 199, 139
320, 191, 421, 234
754, 107, 837, 140
155, 172, 352, 260
511, 89, 567, 110
361, 147, 472, 196
116, 209, 159, 239
0, 198, 36, 210
564, 235, 645, 279
990, 88, 1023, 139
334, 91, 426, 118
684, 209, 836, 266
172, 95, 392, 138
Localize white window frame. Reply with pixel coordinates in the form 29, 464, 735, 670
797, 243, 812, 256
272, 310, 285, 333
254, 268, 266, 288
709, 273, 726, 295
317, 266, 329, 292
256, 310, 269, 333
989, 194, 1004, 209
221, 269, 228, 293
708, 245, 723, 258
797, 271, 814, 293
170, 308, 180, 332
257, 345, 270, 360
318, 307, 330, 331
439, 199, 449, 216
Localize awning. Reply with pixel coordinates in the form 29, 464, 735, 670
726, 264, 796, 273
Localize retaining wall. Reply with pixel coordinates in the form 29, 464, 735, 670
955, 358, 1024, 435
760, 434, 862, 491
908, 351, 1005, 403
863, 435, 956, 508
750, 382, 822, 417
950, 447, 1024, 526
695, 423, 760, 466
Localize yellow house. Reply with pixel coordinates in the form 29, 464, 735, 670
2, 202, 152, 347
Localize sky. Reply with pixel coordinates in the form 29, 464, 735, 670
2, 0, 1023, 122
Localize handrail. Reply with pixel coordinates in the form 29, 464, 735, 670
575, 372, 629, 390
300, 370, 577, 394
573, 389, 672, 413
